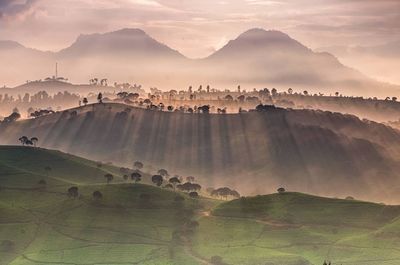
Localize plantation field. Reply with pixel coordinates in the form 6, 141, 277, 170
1, 146, 400, 265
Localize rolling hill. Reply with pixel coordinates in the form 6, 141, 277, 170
2, 103, 400, 203
1, 146, 400, 265
1, 28, 399, 96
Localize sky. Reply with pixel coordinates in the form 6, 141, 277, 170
0, 0, 399, 58
1, 0, 400, 84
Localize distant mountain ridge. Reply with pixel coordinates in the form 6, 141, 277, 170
0, 28, 399, 96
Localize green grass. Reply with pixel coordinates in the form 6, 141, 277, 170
1, 146, 400, 265
190, 193, 400, 265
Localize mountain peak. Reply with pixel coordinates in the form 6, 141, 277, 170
237, 28, 291, 41
109, 28, 147, 36
58, 28, 185, 59
208, 28, 310, 59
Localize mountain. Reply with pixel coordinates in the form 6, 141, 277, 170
0, 28, 399, 96
318, 41, 400, 85
57, 28, 185, 60
2, 103, 400, 203
203, 29, 392, 95
0, 40, 54, 86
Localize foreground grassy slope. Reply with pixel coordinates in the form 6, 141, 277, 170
2, 146, 400, 265
193, 194, 400, 265
0, 146, 204, 265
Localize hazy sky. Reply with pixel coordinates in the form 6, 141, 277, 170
0, 0, 399, 58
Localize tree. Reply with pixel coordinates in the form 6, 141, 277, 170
165, 183, 173, 189
134, 161, 143, 170
68, 186, 79, 198
123, 174, 129, 181
93, 191, 103, 200
30, 137, 38, 147
288, 88, 293, 94
131, 172, 142, 183
157, 169, 169, 177
237, 95, 245, 102
169, 177, 181, 190
152, 175, 163, 186
18, 136, 29, 145
83, 98, 88, 105
104, 173, 114, 184
189, 192, 199, 198
277, 187, 285, 194
199, 105, 210, 113
224, 95, 233, 101
97, 93, 103, 103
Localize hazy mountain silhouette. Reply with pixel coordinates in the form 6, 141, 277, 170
57, 28, 185, 60
317, 41, 400, 85
0, 28, 399, 96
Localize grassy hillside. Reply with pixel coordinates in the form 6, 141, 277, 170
0, 146, 204, 265
2, 103, 400, 203
212, 192, 400, 227
0, 146, 125, 188
1, 146, 400, 265
193, 193, 400, 265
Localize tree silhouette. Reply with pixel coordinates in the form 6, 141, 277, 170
97, 93, 103, 104
152, 175, 163, 186
30, 137, 38, 147
134, 161, 143, 170
104, 173, 114, 184
157, 169, 169, 177
189, 192, 199, 198
131, 172, 142, 183
93, 191, 103, 200
83, 98, 88, 105
18, 136, 28, 146
68, 186, 79, 198
225, 95, 233, 101
277, 187, 286, 194
168, 177, 181, 190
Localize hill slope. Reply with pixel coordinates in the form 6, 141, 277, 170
2, 103, 400, 203
194, 193, 400, 265
0, 146, 125, 188
0, 146, 201, 265
1, 146, 400, 265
